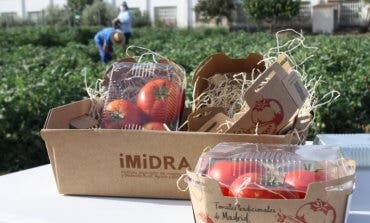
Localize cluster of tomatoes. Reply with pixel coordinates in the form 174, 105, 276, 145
206, 160, 326, 199
101, 78, 183, 130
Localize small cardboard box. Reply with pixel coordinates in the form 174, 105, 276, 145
192, 53, 265, 100
226, 60, 309, 134
190, 53, 311, 143
187, 171, 355, 223
40, 99, 295, 199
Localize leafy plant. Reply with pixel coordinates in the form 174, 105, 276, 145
132, 9, 150, 28
67, 0, 94, 13
0, 26, 369, 174
42, 5, 73, 26
194, 0, 235, 25
0, 15, 32, 28
80, 0, 118, 26
243, 0, 301, 31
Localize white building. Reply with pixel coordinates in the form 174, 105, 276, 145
123, 0, 198, 28
0, 0, 67, 21
0, 0, 199, 27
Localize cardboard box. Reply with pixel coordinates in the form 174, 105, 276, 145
41, 99, 296, 199
192, 53, 265, 101
189, 53, 311, 142
187, 171, 355, 223
226, 61, 309, 134
189, 53, 265, 132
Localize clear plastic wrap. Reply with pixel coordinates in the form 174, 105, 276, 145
101, 61, 186, 130
195, 143, 355, 199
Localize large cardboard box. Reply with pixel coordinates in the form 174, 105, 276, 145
41, 99, 295, 199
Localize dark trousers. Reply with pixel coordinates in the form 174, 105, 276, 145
124, 32, 132, 45
94, 38, 111, 64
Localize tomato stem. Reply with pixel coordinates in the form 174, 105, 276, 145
303, 163, 324, 172
111, 111, 124, 122
154, 83, 170, 100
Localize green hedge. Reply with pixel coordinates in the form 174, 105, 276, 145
0, 27, 369, 173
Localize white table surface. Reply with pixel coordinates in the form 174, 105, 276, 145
346, 167, 370, 223
0, 165, 369, 223
0, 165, 194, 223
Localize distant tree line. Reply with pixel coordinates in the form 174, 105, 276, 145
195, 0, 301, 31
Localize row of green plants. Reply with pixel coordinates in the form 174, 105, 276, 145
0, 26, 369, 173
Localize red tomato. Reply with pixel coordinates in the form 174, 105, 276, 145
207, 161, 264, 196
137, 79, 183, 123
220, 186, 232, 197
101, 99, 144, 129
285, 169, 326, 192
229, 172, 272, 199
143, 122, 166, 131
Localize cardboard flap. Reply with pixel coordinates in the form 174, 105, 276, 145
191, 53, 230, 85
43, 109, 53, 129
198, 112, 230, 133
41, 101, 93, 191
306, 160, 356, 198
280, 112, 312, 135
192, 53, 265, 100
187, 171, 225, 197
40, 99, 93, 188
305, 174, 355, 199
42, 99, 92, 130
244, 62, 287, 100
187, 107, 227, 131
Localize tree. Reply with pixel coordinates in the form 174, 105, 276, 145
43, 5, 73, 26
243, 0, 301, 31
194, 0, 235, 25
81, 0, 118, 26
67, 0, 95, 13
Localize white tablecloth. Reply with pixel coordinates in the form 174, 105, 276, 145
0, 165, 369, 223
0, 165, 194, 223
346, 167, 370, 222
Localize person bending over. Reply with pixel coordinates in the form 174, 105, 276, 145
94, 28, 124, 64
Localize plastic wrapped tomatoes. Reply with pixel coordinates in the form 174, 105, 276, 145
101, 60, 186, 131
195, 143, 353, 199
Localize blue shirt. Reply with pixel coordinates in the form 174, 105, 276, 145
94, 27, 114, 47
118, 10, 132, 34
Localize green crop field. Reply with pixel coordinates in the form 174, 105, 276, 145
0, 26, 369, 173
